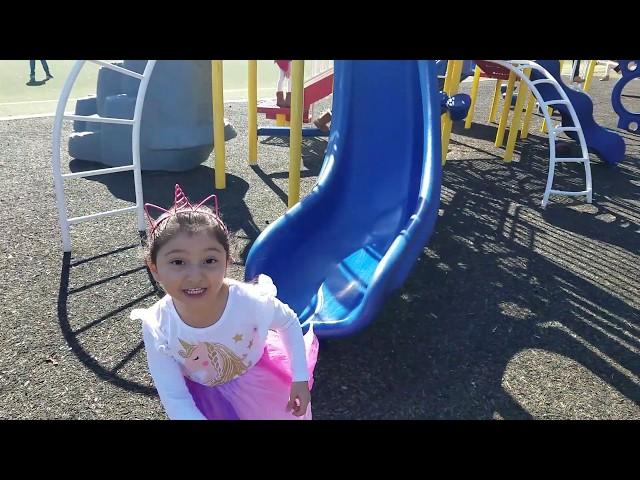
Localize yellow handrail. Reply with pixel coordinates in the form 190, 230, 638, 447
520, 91, 536, 139
464, 64, 482, 129
248, 60, 257, 165
504, 68, 531, 162
488, 80, 503, 123
583, 60, 598, 92
495, 71, 516, 147
441, 60, 463, 165
288, 60, 304, 208
212, 60, 225, 189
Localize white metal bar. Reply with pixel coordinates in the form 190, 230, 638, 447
583, 155, 593, 203
542, 160, 555, 208
52, 60, 87, 252
52, 60, 157, 252
132, 61, 157, 232
88, 60, 144, 79
62, 165, 134, 180
68, 206, 137, 225
548, 190, 590, 196
530, 79, 555, 87
542, 100, 570, 107
553, 158, 589, 163
63, 114, 134, 125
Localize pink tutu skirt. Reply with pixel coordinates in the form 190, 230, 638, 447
274, 60, 291, 72
185, 326, 318, 420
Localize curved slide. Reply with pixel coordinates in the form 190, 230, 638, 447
532, 60, 625, 165
245, 61, 442, 338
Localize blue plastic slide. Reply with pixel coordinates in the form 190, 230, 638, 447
532, 60, 625, 165
245, 61, 442, 338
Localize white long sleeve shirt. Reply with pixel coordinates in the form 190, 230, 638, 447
131, 276, 308, 420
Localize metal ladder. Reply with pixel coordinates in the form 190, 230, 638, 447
489, 60, 592, 208
51, 60, 157, 252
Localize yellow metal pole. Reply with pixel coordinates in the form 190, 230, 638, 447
441, 60, 463, 165
248, 60, 257, 165
583, 60, 597, 92
464, 64, 482, 129
504, 68, 531, 162
541, 106, 553, 133
212, 60, 226, 189
449, 59, 464, 96
488, 79, 503, 123
442, 60, 455, 94
520, 91, 536, 139
440, 61, 456, 165
495, 71, 516, 147
288, 60, 304, 208
441, 120, 452, 165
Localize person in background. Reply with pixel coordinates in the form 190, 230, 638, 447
29, 60, 53, 83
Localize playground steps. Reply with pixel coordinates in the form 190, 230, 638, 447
51, 60, 156, 252
490, 60, 594, 208
536, 88, 591, 205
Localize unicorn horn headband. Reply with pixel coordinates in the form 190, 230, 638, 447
144, 184, 227, 237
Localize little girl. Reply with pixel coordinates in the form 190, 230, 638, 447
275, 60, 291, 107
131, 184, 318, 420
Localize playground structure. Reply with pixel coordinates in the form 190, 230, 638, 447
256, 66, 333, 127
435, 60, 476, 84
458, 59, 628, 207
49, 59, 630, 340
245, 61, 333, 205
49, 60, 443, 340
51, 60, 156, 253
68, 60, 237, 171
610, 60, 640, 133
247, 61, 334, 195
50, 60, 326, 254
246, 60, 443, 337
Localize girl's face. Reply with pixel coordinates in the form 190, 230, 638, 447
148, 230, 228, 309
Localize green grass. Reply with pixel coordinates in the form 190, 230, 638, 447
0, 60, 331, 118
0, 60, 101, 117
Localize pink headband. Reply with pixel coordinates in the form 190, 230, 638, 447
144, 184, 228, 238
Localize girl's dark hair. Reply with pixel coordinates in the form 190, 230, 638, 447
145, 207, 230, 264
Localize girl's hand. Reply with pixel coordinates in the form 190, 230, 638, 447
287, 381, 311, 416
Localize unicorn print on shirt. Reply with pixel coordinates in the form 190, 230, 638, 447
178, 338, 251, 386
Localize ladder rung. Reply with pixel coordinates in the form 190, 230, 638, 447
62, 165, 134, 180
553, 126, 579, 132
542, 100, 569, 107
552, 157, 588, 163
68, 206, 137, 225
88, 60, 144, 79
548, 190, 591, 197
64, 114, 134, 125
531, 79, 555, 87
